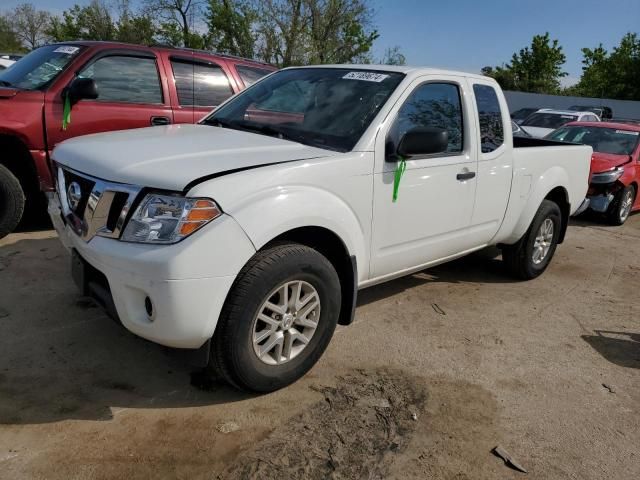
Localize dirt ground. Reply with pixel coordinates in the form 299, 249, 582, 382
1, 214, 639, 479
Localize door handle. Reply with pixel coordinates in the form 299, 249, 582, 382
456, 171, 476, 181
150, 116, 171, 126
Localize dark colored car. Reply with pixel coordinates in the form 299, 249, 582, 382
547, 121, 640, 224
0, 41, 276, 238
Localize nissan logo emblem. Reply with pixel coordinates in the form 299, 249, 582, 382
67, 181, 82, 210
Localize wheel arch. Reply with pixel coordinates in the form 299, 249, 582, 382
265, 226, 357, 326
0, 134, 39, 194
544, 186, 570, 243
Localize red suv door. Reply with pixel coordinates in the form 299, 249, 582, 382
161, 51, 239, 124
45, 48, 174, 148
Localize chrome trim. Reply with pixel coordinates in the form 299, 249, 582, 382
55, 163, 142, 242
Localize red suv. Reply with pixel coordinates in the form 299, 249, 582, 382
547, 121, 640, 225
0, 41, 275, 238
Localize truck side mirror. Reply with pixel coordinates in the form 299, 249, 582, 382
397, 127, 449, 157
66, 77, 98, 104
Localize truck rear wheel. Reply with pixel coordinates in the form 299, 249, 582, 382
0, 164, 25, 239
210, 243, 341, 392
502, 200, 562, 280
607, 185, 635, 226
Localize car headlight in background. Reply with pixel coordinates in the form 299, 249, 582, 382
121, 194, 222, 244
591, 167, 624, 184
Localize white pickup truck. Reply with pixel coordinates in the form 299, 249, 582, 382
48, 65, 592, 392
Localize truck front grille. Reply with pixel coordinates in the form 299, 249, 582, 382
55, 163, 142, 242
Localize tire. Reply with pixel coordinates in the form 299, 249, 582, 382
0, 164, 26, 239
210, 243, 342, 392
502, 200, 562, 280
607, 185, 635, 226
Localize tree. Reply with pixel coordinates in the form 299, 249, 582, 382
570, 33, 640, 101
483, 33, 567, 94
48, 1, 115, 42
252, 0, 378, 67
381, 45, 405, 65
0, 16, 26, 52
115, 0, 157, 45
145, 0, 204, 48
12, 3, 51, 49
205, 0, 255, 57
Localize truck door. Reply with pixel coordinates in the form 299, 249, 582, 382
370, 76, 480, 278
164, 53, 237, 124
45, 50, 174, 148
468, 81, 512, 243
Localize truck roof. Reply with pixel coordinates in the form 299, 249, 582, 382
285, 64, 493, 81
46, 40, 275, 68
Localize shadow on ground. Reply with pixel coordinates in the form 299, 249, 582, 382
582, 330, 640, 369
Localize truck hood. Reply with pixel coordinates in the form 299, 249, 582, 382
52, 124, 337, 191
591, 151, 631, 174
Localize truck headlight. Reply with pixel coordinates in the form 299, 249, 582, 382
591, 167, 624, 184
121, 193, 222, 244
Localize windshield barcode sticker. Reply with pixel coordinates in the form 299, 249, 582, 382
343, 71, 389, 82
53, 46, 79, 55
616, 130, 639, 135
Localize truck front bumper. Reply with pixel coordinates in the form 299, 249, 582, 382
48, 194, 256, 349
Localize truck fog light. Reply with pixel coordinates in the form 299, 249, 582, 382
144, 296, 154, 319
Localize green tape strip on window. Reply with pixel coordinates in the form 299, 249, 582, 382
62, 93, 71, 130
392, 157, 407, 202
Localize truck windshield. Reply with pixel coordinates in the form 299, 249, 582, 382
548, 126, 640, 155
0, 45, 83, 90
522, 113, 578, 129
203, 68, 405, 152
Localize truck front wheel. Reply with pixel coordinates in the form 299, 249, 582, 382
0, 164, 26, 239
502, 200, 562, 280
210, 243, 341, 392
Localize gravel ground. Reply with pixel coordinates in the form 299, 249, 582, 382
0, 214, 639, 479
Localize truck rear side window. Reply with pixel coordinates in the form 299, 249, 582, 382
171, 60, 234, 107
236, 65, 273, 86
473, 84, 504, 153
389, 82, 464, 154
78, 55, 163, 104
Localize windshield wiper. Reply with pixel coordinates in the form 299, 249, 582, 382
0, 80, 13, 87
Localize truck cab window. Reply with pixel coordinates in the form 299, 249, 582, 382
78, 55, 162, 104
388, 82, 464, 155
171, 60, 234, 107
473, 84, 504, 153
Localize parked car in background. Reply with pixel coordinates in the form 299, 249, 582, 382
510, 107, 539, 124
512, 120, 531, 137
547, 121, 640, 224
49, 65, 592, 391
0, 41, 276, 238
569, 105, 613, 120
0, 58, 15, 70
520, 109, 600, 138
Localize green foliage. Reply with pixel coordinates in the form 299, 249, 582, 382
570, 33, 640, 101
206, 0, 255, 57
47, 1, 115, 41
483, 33, 567, 94
0, 16, 26, 53
12, 3, 51, 49
252, 0, 378, 67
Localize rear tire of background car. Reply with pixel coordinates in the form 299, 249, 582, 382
607, 185, 635, 226
209, 243, 342, 393
0, 164, 25, 240
502, 200, 562, 280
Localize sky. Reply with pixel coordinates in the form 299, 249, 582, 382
4, 0, 640, 85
